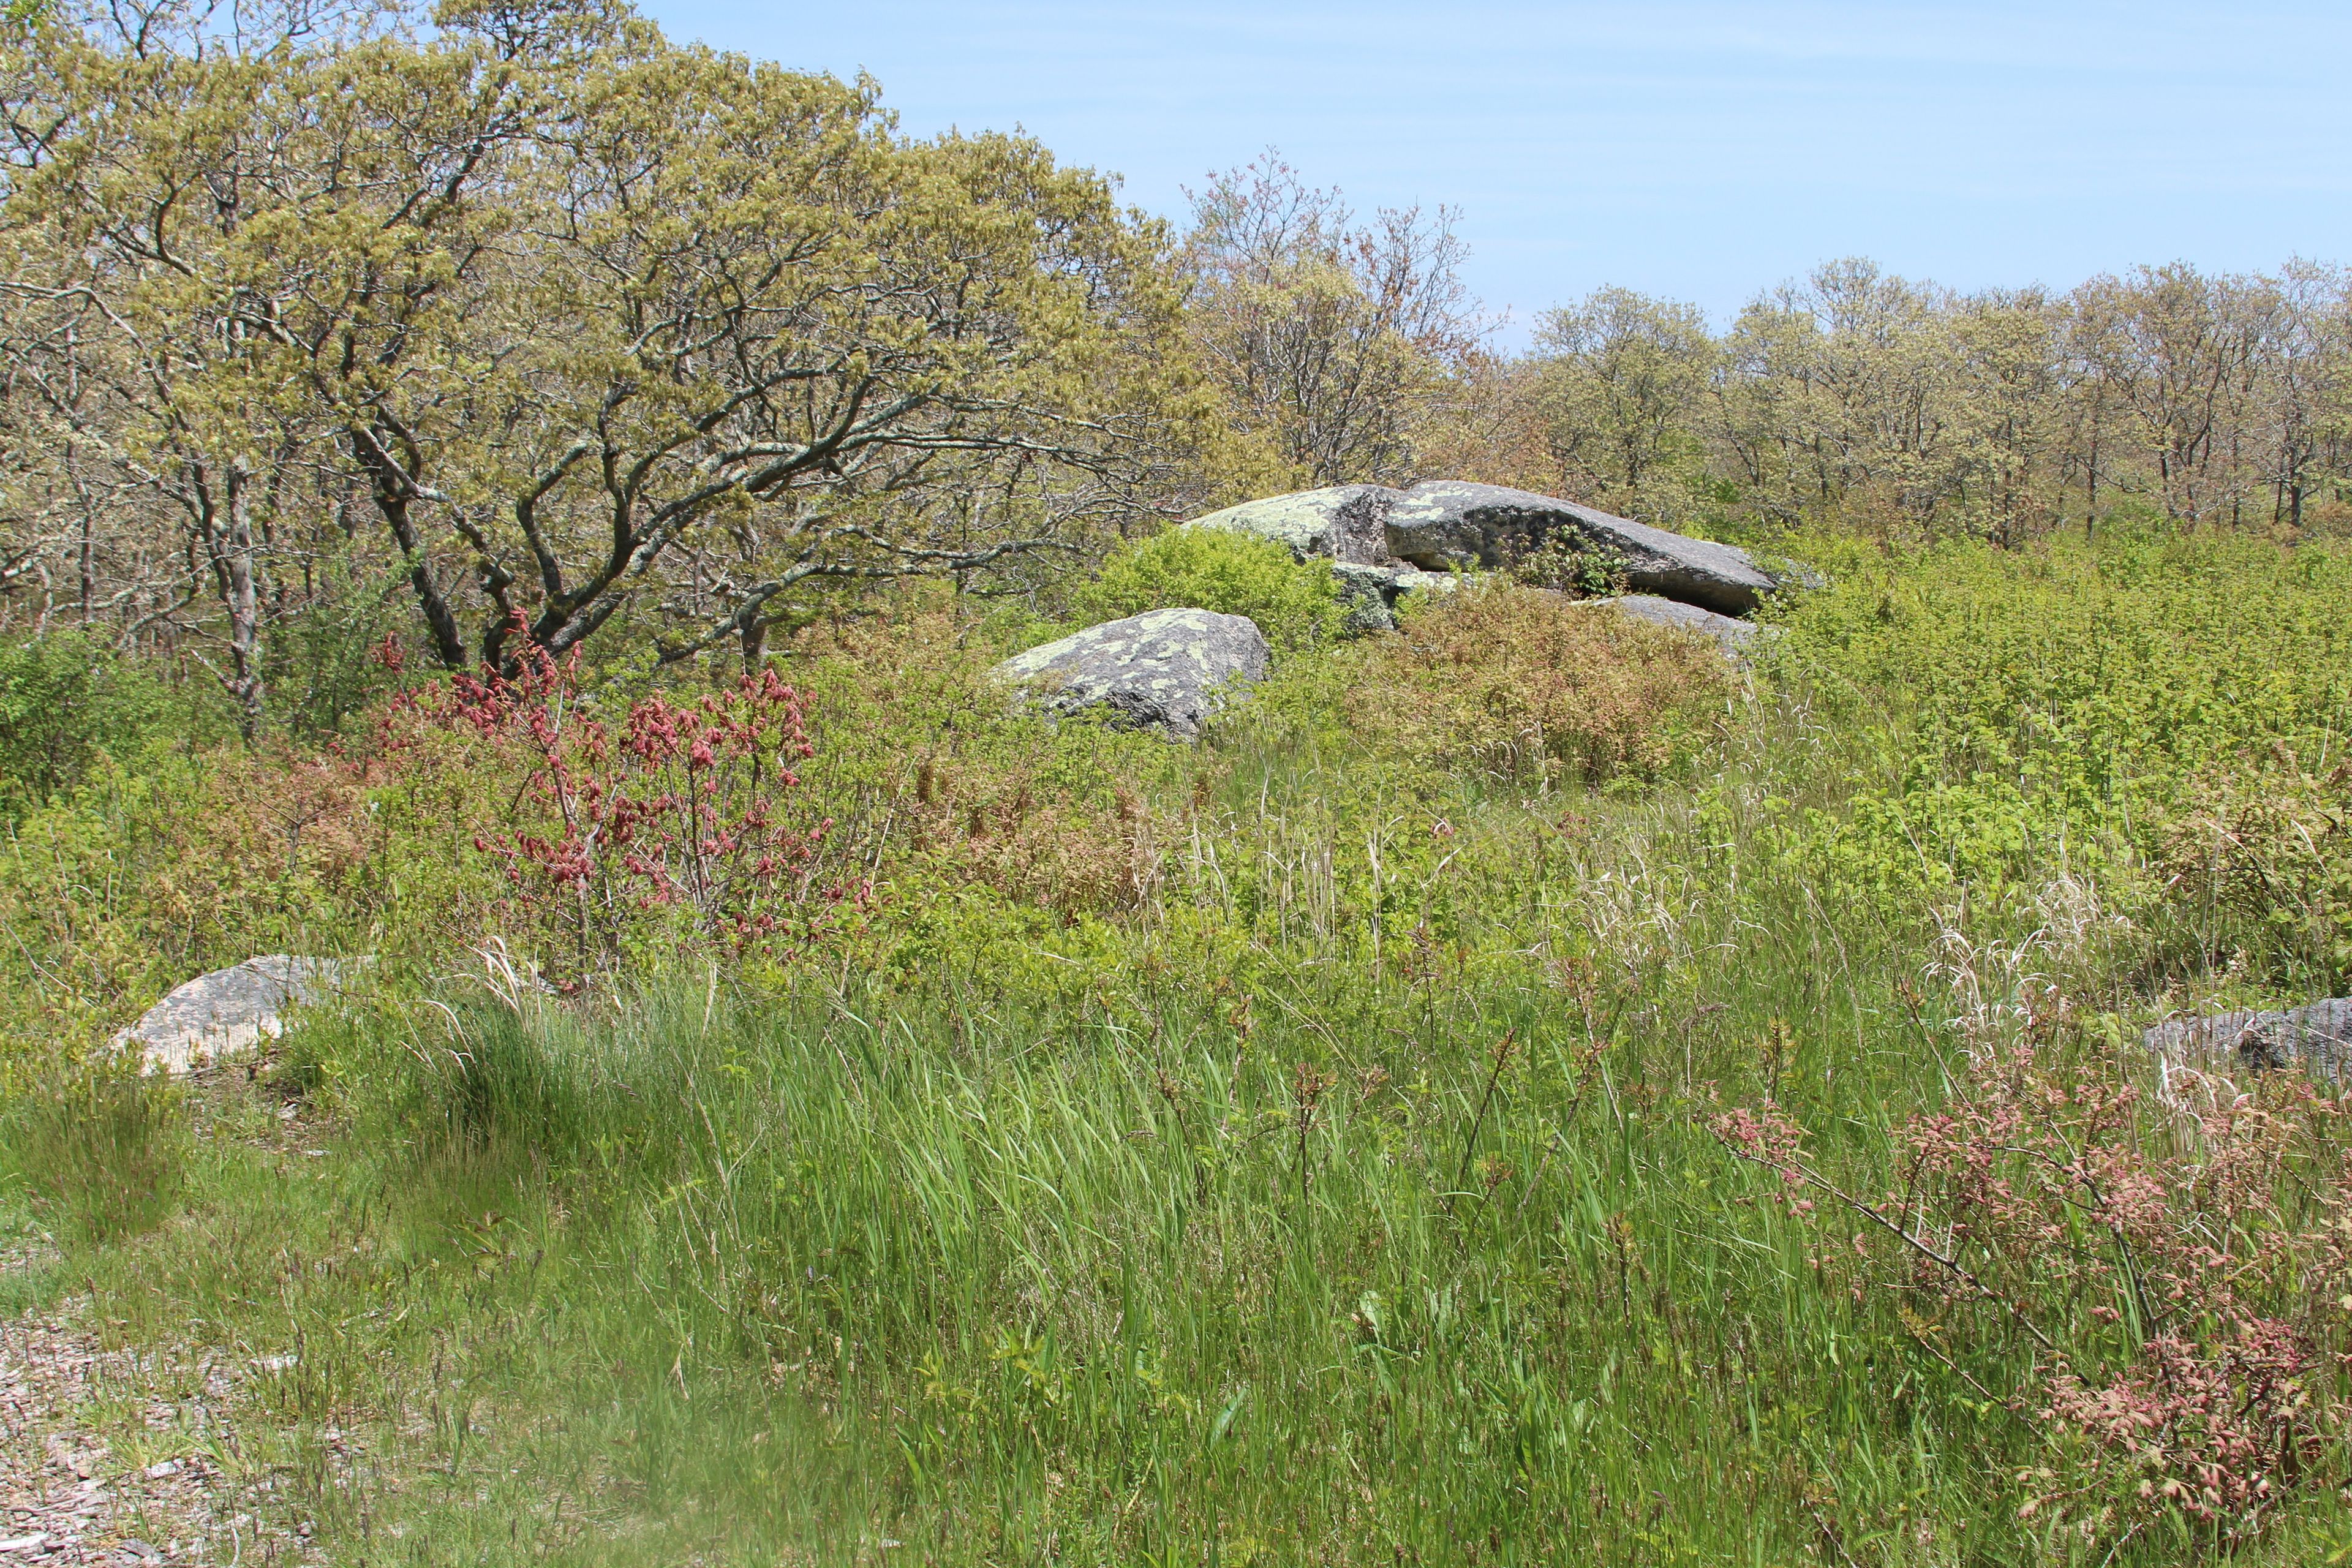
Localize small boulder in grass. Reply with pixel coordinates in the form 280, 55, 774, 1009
993, 608, 1271, 741
113, 956, 349, 1075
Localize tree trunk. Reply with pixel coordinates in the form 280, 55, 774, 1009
361, 426, 468, 669
221, 462, 268, 742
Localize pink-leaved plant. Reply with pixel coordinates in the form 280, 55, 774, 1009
380, 620, 862, 984
1712, 1036, 2352, 1547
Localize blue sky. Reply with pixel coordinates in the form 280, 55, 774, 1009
641, 1, 2352, 336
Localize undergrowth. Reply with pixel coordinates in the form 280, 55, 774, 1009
12, 532, 2352, 1563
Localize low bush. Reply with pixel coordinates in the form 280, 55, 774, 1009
359, 599, 1182, 992
2154, 755, 2352, 989
0, 630, 211, 823
0, 745, 373, 1080
1077, 526, 1344, 650
782, 597, 1181, 922
265, 592, 413, 742
1716, 1027, 2352, 1551
376, 630, 841, 990
1749, 532, 2352, 966
1507, 533, 1631, 597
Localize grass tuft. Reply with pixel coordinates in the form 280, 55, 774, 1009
2, 1065, 184, 1244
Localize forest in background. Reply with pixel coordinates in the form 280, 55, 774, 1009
1191, 156, 2352, 549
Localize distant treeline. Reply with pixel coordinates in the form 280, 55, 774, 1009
1490, 258, 2351, 545
1, 2, 2343, 733
1188, 156, 2352, 546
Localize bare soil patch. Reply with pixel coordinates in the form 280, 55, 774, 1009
0, 1251, 320, 1568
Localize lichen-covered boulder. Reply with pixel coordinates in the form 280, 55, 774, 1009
1330, 562, 1401, 634
2144, 998, 2352, 1084
1591, 594, 1764, 656
1382, 481, 1782, 616
1178, 480, 1814, 631
113, 955, 348, 1074
995, 609, 1271, 740
1184, 484, 1402, 564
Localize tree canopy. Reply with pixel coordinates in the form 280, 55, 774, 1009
0, 0, 1208, 725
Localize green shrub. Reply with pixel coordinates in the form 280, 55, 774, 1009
0, 631, 200, 823
2151, 756, 2352, 989
1077, 526, 1343, 651
0, 744, 375, 1082
1508, 533, 1629, 598
267, 594, 410, 741
1759, 532, 2352, 941
1349, 581, 1733, 782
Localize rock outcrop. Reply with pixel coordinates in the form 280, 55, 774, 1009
114, 955, 348, 1074
1381, 481, 1781, 616
1590, 594, 1764, 655
1332, 561, 1459, 635
1186, 485, 1400, 565
994, 608, 1271, 740
2144, 998, 2352, 1084
1185, 480, 1806, 628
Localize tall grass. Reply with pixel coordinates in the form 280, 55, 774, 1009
45, 716, 2057, 1562
0, 1065, 184, 1243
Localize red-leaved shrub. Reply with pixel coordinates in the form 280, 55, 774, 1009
380, 628, 854, 984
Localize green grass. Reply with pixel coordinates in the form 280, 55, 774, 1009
15, 532, 2352, 1563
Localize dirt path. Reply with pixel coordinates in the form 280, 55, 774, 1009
0, 1255, 318, 1568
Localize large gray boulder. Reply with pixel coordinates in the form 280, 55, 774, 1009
1184, 480, 1806, 625
113, 956, 347, 1074
1589, 594, 1765, 657
995, 609, 1270, 740
1185, 485, 1402, 564
1382, 481, 1781, 616
2144, 998, 2352, 1085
